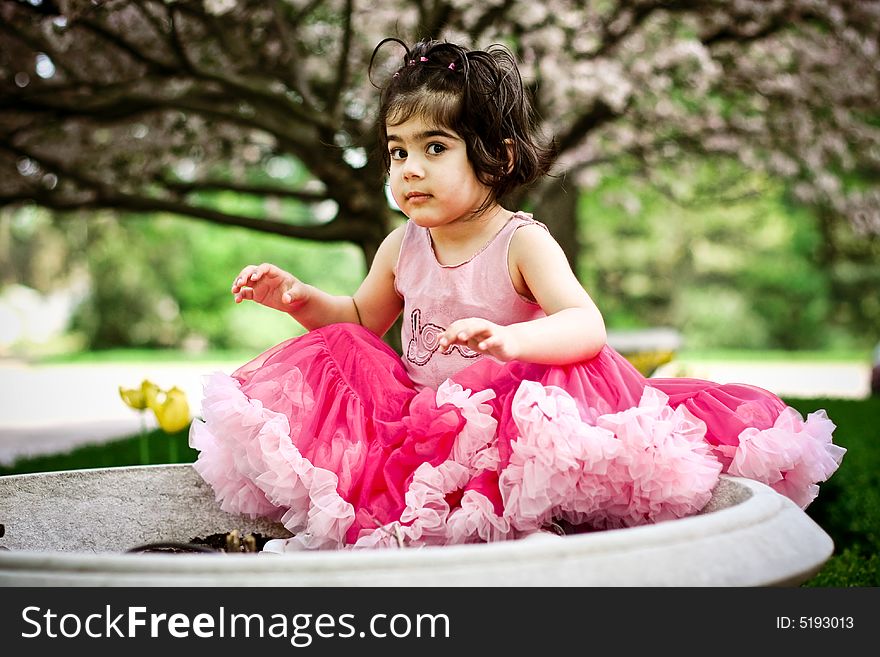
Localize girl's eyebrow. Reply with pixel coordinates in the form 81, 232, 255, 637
386, 129, 459, 144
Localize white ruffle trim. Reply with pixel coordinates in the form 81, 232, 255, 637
190, 371, 355, 550
353, 380, 723, 548
501, 382, 722, 530
716, 407, 845, 508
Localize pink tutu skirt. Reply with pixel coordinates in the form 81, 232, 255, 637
189, 323, 845, 550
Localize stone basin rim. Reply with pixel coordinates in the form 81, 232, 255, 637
0, 464, 833, 586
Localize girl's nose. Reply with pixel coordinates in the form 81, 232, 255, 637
402, 158, 424, 180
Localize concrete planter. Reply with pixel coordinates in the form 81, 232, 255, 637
0, 464, 832, 586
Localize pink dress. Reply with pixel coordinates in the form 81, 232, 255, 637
189, 213, 845, 550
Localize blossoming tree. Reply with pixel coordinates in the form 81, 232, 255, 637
1, 0, 877, 269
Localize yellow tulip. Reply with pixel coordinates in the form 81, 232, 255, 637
151, 386, 191, 433
119, 385, 147, 410
624, 350, 676, 377
141, 379, 160, 410
119, 379, 161, 411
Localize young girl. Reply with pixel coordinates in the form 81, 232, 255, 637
189, 38, 845, 551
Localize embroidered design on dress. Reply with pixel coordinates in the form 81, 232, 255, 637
406, 309, 479, 366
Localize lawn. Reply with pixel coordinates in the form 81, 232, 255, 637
1, 396, 877, 586
787, 396, 880, 587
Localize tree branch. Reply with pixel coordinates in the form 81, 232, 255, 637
2, 89, 321, 155
1, 134, 354, 241
593, 1, 665, 58
132, 0, 174, 46
329, 0, 355, 119
74, 11, 333, 130
0, 132, 376, 244
163, 179, 329, 203
418, 0, 454, 40
0, 188, 353, 241
75, 15, 175, 74
270, 0, 322, 109
555, 99, 621, 154
165, 2, 197, 72
468, 0, 517, 39
0, 15, 78, 79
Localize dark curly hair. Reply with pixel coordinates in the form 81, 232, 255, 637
370, 38, 556, 207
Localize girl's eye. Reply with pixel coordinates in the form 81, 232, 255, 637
389, 147, 406, 160
427, 143, 446, 155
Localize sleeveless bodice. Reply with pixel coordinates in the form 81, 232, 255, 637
394, 212, 546, 389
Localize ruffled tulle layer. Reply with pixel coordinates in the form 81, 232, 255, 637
189, 323, 845, 551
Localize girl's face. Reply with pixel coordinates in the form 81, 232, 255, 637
386, 114, 494, 228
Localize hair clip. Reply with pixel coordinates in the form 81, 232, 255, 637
408, 59, 415, 66
448, 62, 456, 70
420, 56, 428, 62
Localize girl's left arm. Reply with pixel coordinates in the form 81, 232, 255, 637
440, 224, 606, 364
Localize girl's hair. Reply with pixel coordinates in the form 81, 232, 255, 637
370, 38, 556, 206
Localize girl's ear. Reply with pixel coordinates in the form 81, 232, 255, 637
504, 138, 515, 174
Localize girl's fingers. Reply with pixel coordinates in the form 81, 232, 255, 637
250, 264, 266, 282
441, 329, 467, 346
235, 263, 269, 287
287, 288, 309, 306
441, 321, 492, 346
478, 335, 499, 351
233, 264, 288, 292
282, 281, 302, 305
460, 327, 491, 342
232, 265, 257, 291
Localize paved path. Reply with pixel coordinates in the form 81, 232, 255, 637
652, 359, 871, 400
0, 357, 871, 466
0, 359, 240, 465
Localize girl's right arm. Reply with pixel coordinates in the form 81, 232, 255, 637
232, 225, 405, 336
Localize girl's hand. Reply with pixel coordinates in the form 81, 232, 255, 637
439, 318, 520, 362
231, 263, 310, 313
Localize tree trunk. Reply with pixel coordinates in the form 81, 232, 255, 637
528, 175, 581, 274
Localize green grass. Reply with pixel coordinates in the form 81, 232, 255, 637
2, 396, 876, 586
0, 426, 197, 476
786, 396, 880, 587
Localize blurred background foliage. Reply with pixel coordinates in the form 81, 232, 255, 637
578, 159, 880, 352
1, 0, 878, 358
2, 156, 877, 357
0, 202, 365, 355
